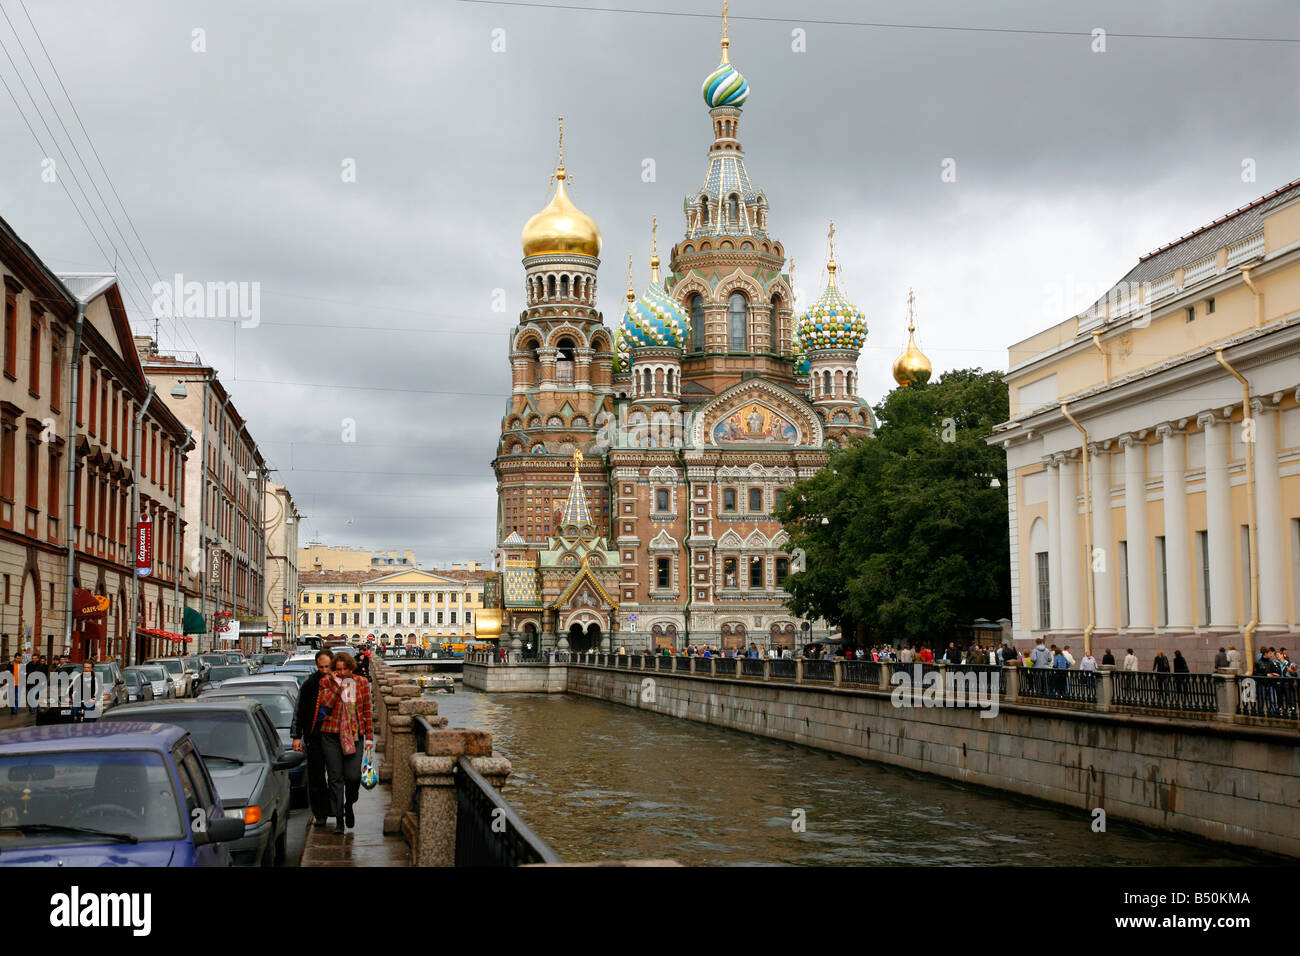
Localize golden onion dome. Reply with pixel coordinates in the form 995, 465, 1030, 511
892, 289, 932, 387
521, 166, 602, 259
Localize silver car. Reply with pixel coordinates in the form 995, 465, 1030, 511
146, 657, 194, 697
134, 663, 174, 699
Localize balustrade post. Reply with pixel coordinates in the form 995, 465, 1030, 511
1002, 665, 1019, 702
408, 729, 509, 867
762, 659, 770, 681
877, 663, 893, 693
832, 659, 842, 687
1213, 673, 1239, 723
1095, 669, 1112, 713
709, 657, 716, 677
384, 699, 447, 834
795, 659, 803, 684
379, 684, 420, 783
685, 656, 695, 675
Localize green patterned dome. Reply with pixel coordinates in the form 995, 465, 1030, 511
795, 261, 867, 352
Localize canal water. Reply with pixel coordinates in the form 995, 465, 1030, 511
431, 688, 1267, 866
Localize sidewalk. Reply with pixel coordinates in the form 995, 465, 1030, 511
0, 711, 35, 732
299, 750, 409, 867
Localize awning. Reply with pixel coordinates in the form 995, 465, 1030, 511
140, 628, 190, 643
182, 606, 206, 635
73, 588, 108, 619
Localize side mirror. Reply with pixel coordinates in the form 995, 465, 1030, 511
273, 749, 306, 771
195, 815, 246, 846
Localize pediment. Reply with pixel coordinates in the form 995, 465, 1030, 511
691, 380, 823, 448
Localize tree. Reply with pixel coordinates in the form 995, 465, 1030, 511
778, 368, 1010, 645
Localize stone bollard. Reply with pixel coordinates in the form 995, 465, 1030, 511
832, 659, 842, 687
379, 684, 419, 777
1213, 673, 1239, 722
795, 659, 803, 684
1095, 669, 1112, 712
408, 728, 512, 867
383, 698, 446, 834
877, 663, 893, 693
709, 657, 716, 677
1002, 664, 1019, 702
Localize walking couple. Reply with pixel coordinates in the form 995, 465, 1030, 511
292, 649, 374, 835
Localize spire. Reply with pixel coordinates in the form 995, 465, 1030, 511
560, 449, 592, 528
551, 115, 565, 187
522, 116, 602, 258
626, 252, 635, 304
893, 287, 933, 387
721, 0, 730, 64
826, 220, 838, 285
650, 215, 660, 283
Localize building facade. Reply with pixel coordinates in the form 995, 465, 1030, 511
301, 545, 421, 573
264, 481, 301, 647
139, 344, 269, 652
298, 567, 487, 646
1, 215, 194, 664
491, 16, 873, 653
990, 179, 1300, 671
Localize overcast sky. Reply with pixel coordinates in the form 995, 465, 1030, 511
1, 0, 1296, 564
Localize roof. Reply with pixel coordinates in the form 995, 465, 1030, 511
57, 271, 118, 304
299, 568, 487, 587
299, 570, 373, 586
1093, 178, 1300, 306
0, 721, 186, 751
101, 699, 262, 717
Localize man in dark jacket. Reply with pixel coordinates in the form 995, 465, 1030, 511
1101, 649, 1116, 666
291, 649, 334, 825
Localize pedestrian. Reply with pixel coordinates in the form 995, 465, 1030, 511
1101, 648, 1115, 666
1052, 646, 1070, 697
1153, 650, 1171, 672
9, 653, 22, 716
1173, 649, 1189, 673
1213, 647, 1229, 670
314, 651, 374, 834
291, 649, 335, 827
1123, 648, 1138, 671
1080, 651, 1097, 671
1226, 644, 1243, 671
1029, 639, 1052, 669
1061, 646, 1075, 668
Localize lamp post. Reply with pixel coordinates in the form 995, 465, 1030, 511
129, 384, 156, 667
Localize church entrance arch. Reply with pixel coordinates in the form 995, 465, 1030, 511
567, 621, 603, 653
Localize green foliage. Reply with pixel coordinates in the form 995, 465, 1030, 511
777, 369, 1010, 643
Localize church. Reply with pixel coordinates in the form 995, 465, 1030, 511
489, 10, 931, 654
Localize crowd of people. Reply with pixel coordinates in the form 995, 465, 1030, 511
290, 649, 375, 835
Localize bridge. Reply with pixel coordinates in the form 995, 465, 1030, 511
379, 657, 464, 674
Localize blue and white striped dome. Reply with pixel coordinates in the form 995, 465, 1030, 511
702, 61, 749, 109
623, 278, 690, 350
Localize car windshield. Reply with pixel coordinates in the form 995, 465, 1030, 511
138, 666, 167, 681
93, 665, 114, 684
123, 671, 145, 688
199, 655, 225, 667
207, 666, 249, 683
224, 655, 243, 664
0, 750, 184, 844
210, 694, 292, 728
109, 711, 263, 765
261, 653, 287, 666
150, 660, 184, 677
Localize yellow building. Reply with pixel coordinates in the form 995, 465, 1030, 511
298, 567, 487, 647
990, 178, 1300, 671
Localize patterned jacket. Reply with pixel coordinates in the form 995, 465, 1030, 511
315, 674, 374, 740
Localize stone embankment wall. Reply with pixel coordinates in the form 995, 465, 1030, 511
463, 662, 569, 693
564, 666, 1300, 858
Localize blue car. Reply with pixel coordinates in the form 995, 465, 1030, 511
0, 723, 245, 866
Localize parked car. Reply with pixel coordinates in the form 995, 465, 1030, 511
259, 653, 288, 667
0, 722, 244, 866
182, 655, 210, 686
197, 664, 252, 695
145, 657, 194, 698
284, 652, 318, 666
200, 688, 305, 808
100, 700, 302, 866
121, 668, 155, 703
254, 665, 313, 686
218, 675, 301, 697
133, 664, 174, 700
35, 662, 127, 724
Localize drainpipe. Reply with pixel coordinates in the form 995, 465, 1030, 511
63, 299, 87, 657
1215, 349, 1258, 663
128, 384, 156, 667
173, 429, 194, 647
1060, 402, 1095, 656
1240, 266, 1263, 328
1090, 331, 1109, 384
677, 445, 692, 654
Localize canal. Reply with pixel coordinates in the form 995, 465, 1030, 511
433, 688, 1266, 866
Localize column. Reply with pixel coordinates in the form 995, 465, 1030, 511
1158, 422, 1192, 629
1045, 457, 1062, 631
1120, 434, 1152, 631
1057, 452, 1083, 631
1251, 399, 1287, 630
1088, 443, 1115, 631
457, 590, 464, 637
1198, 412, 1236, 629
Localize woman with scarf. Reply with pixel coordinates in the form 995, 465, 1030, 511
314, 651, 374, 834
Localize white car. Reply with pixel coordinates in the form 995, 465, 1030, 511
145, 658, 193, 697
134, 664, 174, 700
285, 652, 318, 666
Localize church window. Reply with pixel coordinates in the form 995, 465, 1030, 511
723, 557, 737, 587
689, 294, 705, 352
748, 488, 763, 513
722, 488, 736, 512
561, 275, 569, 298
656, 558, 671, 589
728, 293, 747, 351
656, 489, 670, 512
728, 194, 739, 224
547, 275, 556, 298
775, 557, 790, 586
699, 197, 709, 224
750, 557, 764, 589
774, 489, 787, 511
769, 295, 781, 351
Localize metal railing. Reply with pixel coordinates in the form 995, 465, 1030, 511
740, 658, 766, 678
802, 659, 834, 681
769, 658, 796, 681
1111, 671, 1217, 713
1017, 666, 1095, 703
1236, 676, 1300, 720
841, 660, 881, 686
712, 658, 737, 676
454, 756, 561, 867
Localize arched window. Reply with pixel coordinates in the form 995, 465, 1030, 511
728, 292, 747, 351
769, 294, 781, 353
689, 294, 705, 352
560, 275, 570, 298
547, 275, 556, 298
556, 337, 575, 385
699, 197, 709, 224
728, 194, 739, 224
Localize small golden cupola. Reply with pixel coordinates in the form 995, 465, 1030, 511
892, 288, 933, 388
521, 116, 602, 259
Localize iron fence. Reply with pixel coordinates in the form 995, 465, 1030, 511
1236, 676, 1300, 720
802, 659, 834, 681
710, 657, 735, 675
454, 756, 561, 867
1111, 671, 1217, 713
841, 660, 881, 686
769, 658, 796, 680
740, 658, 766, 678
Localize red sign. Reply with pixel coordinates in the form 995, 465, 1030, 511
136, 513, 153, 578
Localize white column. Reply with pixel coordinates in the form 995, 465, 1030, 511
1089, 444, 1115, 630
1158, 423, 1192, 629
1057, 452, 1083, 631
1251, 400, 1287, 629
1045, 457, 1062, 631
1120, 434, 1152, 631
457, 590, 465, 635
1199, 412, 1237, 629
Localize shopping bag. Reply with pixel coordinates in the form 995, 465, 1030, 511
360, 741, 377, 790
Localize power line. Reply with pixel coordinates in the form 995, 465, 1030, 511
456, 0, 1300, 43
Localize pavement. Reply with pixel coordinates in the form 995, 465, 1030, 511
298, 750, 410, 867
0, 710, 35, 732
